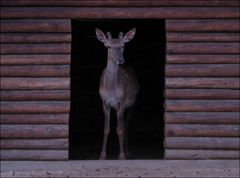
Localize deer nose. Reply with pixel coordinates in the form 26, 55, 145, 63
118, 58, 124, 64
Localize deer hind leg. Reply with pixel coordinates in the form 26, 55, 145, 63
117, 107, 126, 160
99, 102, 110, 160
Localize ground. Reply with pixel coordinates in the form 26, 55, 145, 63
1, 160, 239, 177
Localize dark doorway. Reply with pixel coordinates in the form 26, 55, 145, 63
70, 19, 165, 159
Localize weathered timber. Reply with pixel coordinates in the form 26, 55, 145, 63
167, 32, 240, 42
165, 124, 239, 137
0, 150, 68, 160
1, 90, 70, 101
167, 43, 240, 54
1, 65, 70, 77
0, 43, 71, 54
0, 125, 68, 138
0, 114, 69, 124
165, 89, 240, 99
166, 20, 240, 32
166, 64, 240, 77
0, 19, 71, 32
1, 7, 239, 19
165, 149, 239, 159
0, 33, 71, 43
165, 78, 240, 89
166, 54, 240, 64
0, 54, 70, 65
0, 139, 68, 149
1, 0, 238, 7
165, 137, 240, 149
165, 100, 239, 112
1, 78, 70, 90
165, 112, 240, 124
0, 101, 70, 113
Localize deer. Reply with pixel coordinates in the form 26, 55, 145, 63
96, 28, 139, 160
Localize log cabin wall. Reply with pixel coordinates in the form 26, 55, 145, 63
0, 0, 239, 160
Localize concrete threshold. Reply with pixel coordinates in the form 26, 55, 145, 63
1, 160, 239, 178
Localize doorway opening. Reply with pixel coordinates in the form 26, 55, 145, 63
70, 19, 165, 159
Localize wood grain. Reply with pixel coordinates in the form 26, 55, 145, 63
0, 114, 69, 124
0, 54, 70, 65
1, 65, 70, 77
1, 78, 70, 90
0, 101, 70, 113
0, 19, 71, 32
165, 124, 239, 137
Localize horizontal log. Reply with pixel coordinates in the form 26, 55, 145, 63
165, 112, 240, 124
166, 54, 240, 64
0, 139, 68, 149
0, 43, 71, 54
1, 0, 238, 7
1, 78, 70, 90
165, 149, 239, 159
167, 32, 240, 42
165, 137, 240, 149
165, 89, 239, 99
0, 114, 69, 124
0, 150, 68, 160
167, 43, 240, 54
1, 65, 70, 77
1, 7, 239, 19
0, 125, 68, 138
0, 19, 71, 32
166, 78, 240, 89
165, 100, 239, 112
167, 19, 240, 32
1, 90, 70, 101
166, 64, 240, 77
165, 124, 239, 137
0, 101, 70, 113
0, 54, 70, 65
0, 33, 71, 43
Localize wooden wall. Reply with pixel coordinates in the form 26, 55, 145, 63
1, 0, 239, 160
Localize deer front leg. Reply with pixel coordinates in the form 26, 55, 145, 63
100, 102, 110, 160
117, 107, 126, 160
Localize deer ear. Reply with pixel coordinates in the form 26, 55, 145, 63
123, 28, 136, 43
96, 28, 107, 43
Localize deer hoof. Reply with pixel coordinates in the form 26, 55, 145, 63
99, 153, 106, 160
118, 153, 126, 160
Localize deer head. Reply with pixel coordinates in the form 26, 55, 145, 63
96, 28, 136, 64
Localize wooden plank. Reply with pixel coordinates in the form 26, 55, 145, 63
1, 78, 70, 90
165, 100, 239, 112
0, 101, 70, 114
0, 33, 71, 43
165, 89, 240, 99
166, 54, 240, 64
167, 42, 240, 54
1, 125, 68, 138
166, 64, 240, 77
165, 112, 240, 124
0, 139, 68, 149
165, 137, 239, 149
165, 124, 239, 137
1, 7, 239, 19
1, 0, 238, 7
1, 65, 70, 77
0, 19, 71, 32
0, 54, 70, 65
167, 33, 240, 42
0, 43, 71, 54
166, 20, 240, 32
0, 150, 68, 160
165, 149, 239, 159
1, 90, 70, 101
0, 114, 69, 124
166, 78, 240, 89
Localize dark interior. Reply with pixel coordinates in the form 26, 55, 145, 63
70, 19, 165, 159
